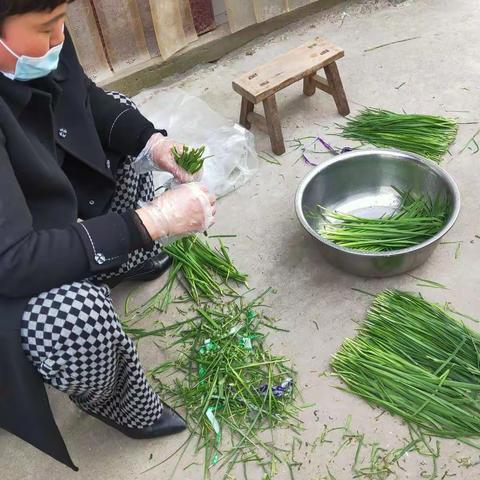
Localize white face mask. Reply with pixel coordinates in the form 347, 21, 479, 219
0, 39, 64, 81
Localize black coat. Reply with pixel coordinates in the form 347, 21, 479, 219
0, 32, 163, 470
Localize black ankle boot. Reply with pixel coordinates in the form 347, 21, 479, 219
84, 405, 187, 439
106, 252, 173, 288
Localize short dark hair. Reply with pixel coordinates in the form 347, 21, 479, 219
0, 1, 75, 25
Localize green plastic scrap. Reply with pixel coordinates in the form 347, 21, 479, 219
206, 406, 222, 466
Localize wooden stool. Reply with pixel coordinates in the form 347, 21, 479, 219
232, 37, 350, 155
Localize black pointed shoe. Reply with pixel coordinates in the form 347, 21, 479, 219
106, 252, 173, 288
84, 405, 187, 439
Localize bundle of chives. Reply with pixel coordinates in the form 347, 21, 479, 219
332, 290, 480, 440
164, 236, 248, 302
339, 108, 458, 163
129, 236, 247, 319
318, 189, 450, 252
148, 293, 300, 478
173, 145, 207, 174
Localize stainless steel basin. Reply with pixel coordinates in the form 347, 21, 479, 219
295, 149, 461, 277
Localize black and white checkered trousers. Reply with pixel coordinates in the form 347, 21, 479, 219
20, 91, 164, 429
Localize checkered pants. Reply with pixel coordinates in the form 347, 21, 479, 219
96, 91, 163, 280
20, 91, 164, 429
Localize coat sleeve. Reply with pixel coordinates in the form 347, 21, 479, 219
0, 130, 133, 299
84, 76, 165, 156
62, 28, 166, 157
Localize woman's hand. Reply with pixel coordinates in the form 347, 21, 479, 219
136, 183, 216, 241
146, 134, 194, 183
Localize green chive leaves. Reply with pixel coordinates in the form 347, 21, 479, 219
339, 108, 458, 163
316, 189, 450, 252
332, 290, 480, 441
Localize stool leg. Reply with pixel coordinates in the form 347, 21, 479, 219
240, 97, 255, 129
263, 95, 285, 155
324, 62, 350, 116
303, 74, 317, 96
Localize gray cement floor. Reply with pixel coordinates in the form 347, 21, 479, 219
3, 0, 480, 478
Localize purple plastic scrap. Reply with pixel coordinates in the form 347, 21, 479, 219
316, 136, 336, 154
316, 136, 353, 155
301, 136, 353, 166
303, 153, 318, 166
257, 378, 294, 398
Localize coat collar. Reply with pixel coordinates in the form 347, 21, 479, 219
52, 52, 69, 83
0, 47, 69, 117
0, 74, 33, 117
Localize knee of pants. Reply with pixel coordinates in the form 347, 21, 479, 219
21, 281, 121, 378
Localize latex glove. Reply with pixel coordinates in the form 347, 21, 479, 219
133, 133, 195, 183
136, 183, 216, 242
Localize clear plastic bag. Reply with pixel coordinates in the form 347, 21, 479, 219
134, 87, 258, 197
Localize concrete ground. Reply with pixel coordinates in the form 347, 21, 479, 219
3, 0, 480, 478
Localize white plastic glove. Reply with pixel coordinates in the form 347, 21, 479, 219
136, 183, 216, 243
133, 133, 197, 183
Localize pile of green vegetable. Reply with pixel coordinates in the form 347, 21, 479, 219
332, 290, 480, 441
317, 189, 450, 252
339, 108, 458, 163
142, 292, 300, 479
